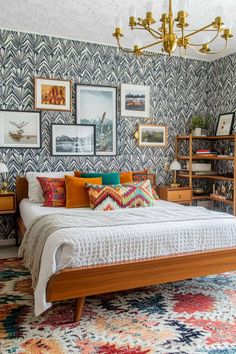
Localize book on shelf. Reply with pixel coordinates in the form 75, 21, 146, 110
195, 150, 218, 155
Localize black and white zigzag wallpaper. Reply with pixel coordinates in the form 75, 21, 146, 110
0, 28, 230, 240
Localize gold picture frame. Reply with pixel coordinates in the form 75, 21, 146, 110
138, 124, 167, 147
34, 77, 72, 112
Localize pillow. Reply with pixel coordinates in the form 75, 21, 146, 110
65, 176, 102, 208
86, 180, 154, 211
152, 187, 159, 200
120, 171, 133, 184
132, 170, 148, 182
76, 172, 120, 185
26, 171, 74, 202
37, 177, 66, 207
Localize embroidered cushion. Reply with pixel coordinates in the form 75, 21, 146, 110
65, 176, 102, 208
86, 180, 154, 211
36, 177, 66, 207
132, 170, 148, 182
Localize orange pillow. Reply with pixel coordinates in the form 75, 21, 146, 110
120, 171, 133, 184
65, 176, 102, 208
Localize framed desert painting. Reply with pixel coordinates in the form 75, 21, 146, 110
51, 124, 95, 156
138, 124, 167, 147
76, 84, 117, 155
34, 78, 72, 111
121, 84, 150, 117
0, 110, 41, 148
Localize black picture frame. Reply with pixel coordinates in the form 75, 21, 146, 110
0, 109, 41, 149
75, 84, 117, 156
51, 124, 96, 156
216, 112, 235, 136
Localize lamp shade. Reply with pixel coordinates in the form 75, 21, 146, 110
0, 162, 8, 173
170, 160, 181, 171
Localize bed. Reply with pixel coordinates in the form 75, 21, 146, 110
16, 176, 236, 322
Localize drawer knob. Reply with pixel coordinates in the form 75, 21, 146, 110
179, 194, 182, 199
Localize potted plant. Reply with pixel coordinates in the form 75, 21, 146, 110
190, 116, 211, 136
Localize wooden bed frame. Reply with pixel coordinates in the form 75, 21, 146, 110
16, 176, 236, 322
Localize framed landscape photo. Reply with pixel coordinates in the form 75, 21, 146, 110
35, 78, 72, 111
121, 84, 150, 117
138, 124, 167, 147
76, 84, 117, 156
0, 110, 41, 148
216, 112, 235, 136
51, 124, 95, 156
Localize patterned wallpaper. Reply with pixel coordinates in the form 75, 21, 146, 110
0, 29, 211, 240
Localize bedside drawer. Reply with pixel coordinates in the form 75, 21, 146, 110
0, 196, 14, 211
167, 189, 192, 202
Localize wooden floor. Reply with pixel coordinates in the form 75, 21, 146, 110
0, 246, 18, 259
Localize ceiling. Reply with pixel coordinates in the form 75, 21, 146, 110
0, 0, 235, 61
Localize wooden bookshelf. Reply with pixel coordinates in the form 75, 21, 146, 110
176, 134, 236, 215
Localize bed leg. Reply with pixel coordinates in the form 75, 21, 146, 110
75, 297, 86, 322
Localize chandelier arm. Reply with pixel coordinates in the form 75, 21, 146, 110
146, 27, 162, 37
139, 40, 163, 52
145, 29, 162, 41
188, 29, 220, 47
184, 22, 215, 39
116, 38, 134, 53
189, 40, 228, 55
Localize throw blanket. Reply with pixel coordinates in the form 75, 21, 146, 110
19, 204, 234, 290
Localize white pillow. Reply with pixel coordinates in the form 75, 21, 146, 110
26, 171, 74, 203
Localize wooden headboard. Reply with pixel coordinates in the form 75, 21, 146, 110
16, 176, 28, 209
15, 173, 157, 209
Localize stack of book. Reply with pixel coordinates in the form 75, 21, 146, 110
195, 149, 218, 157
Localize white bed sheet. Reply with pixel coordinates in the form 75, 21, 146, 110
19, 198, 89, 228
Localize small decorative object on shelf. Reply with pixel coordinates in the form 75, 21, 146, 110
170, 160, 181, 188
0, 162, 8, 193
190, 116, 212, 137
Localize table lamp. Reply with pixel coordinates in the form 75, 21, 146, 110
0, 162, 9, 193
170, 160, 181, 188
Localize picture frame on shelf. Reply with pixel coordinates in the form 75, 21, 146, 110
121, 83, 150, 117
51, 124, 96, 156
216, 112, 235, 136
34, 77, 72, 112
0, 110, 41, 149
138, 124, 167, 147
76, 84, 117, 156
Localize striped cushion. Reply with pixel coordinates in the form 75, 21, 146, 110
86, 180, 154, 211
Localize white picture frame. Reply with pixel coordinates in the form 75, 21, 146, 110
0, 110, 41, 149
121, 84, 150, 117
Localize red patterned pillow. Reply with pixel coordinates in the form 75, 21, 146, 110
37, 177, 66, 207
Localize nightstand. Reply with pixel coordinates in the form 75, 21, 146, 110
0, 192, 16, 214
157, 186, 192, 205
0, 192, 17, 244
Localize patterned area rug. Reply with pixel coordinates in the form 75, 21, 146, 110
1, 258, 236, 354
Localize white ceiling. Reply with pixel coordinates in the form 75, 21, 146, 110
0, 0, 235, 61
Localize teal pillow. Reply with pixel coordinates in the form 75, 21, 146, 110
80, 172, 120, 185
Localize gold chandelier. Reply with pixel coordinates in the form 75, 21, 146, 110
112, 0, 233, 57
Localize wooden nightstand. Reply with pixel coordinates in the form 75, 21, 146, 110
157, 186, 192, 205
0, 192, 16, 214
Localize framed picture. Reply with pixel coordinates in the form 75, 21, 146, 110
0, 110, 41, 148
138, 124, 167, 147
34, 78, 72, 111
216, 112, 235, 136
76, 84, 117, 156
121, 84, 150, 117
51, 124, 95, 156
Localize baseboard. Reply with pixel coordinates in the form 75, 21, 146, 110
0, 239, 16, 247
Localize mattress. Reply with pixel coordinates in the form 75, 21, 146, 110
19, 198, 89, 228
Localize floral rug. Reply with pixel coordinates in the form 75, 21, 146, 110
1, 258, 236, 353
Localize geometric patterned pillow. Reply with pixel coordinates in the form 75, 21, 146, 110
36, 177, 66, 207
86, 180, 154, 211
152, 187, 159, 200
